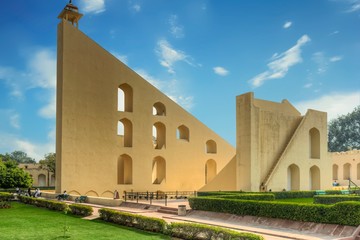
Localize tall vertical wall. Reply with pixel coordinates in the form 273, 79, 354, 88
56, 21, 235, 196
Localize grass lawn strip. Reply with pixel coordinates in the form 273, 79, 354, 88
0, 202, 169, 240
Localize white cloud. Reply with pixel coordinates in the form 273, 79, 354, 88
10, 113, 20, 129
213, 66, 229, 76
132, 4, 141, 12
156, 39, 194, 74
283, 21, 292, 29
303, 83, 313, 88
346, 0, 360, 12
111, 52, 128, 64
80, 0, 105, 14
169, 15, 184, 38
38, 91, 56, 119
312, 52, 328, 74
135, 69, 194, 110
249, 35, 311, 88
28, 50, 56, 89
295, 91, 360, 121
329, 30, 339, 36
330, 56, 343, 62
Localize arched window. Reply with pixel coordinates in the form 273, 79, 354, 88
152, 156, 166, 184
309, 128, 320, 159
38, 174, 46, 187
357, 163, 360, 180
117, 154, 132, 184
118, 118, 132, 147
153, 122, 166, 149
118, 84, 133, 112
343, 163, 351, 180
310, 165, 321, 190
206, 140, 217, 154
205, 159, 217, 184
333, 164, 338, 180
50, 174, 55, 186
177, 125, 189, 141
287, 164, 300, 191
153, 102, 166, 116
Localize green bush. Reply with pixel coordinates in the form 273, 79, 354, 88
314, 195, 360, 204
69, 204, 93, 216
0, 201, 11, 209
99, 208, 167, 233
18, 196, 68, 212
197, 191, 244, 197
189, 197, 360, 226
169, 222, 264, 240
0, 192, 14, 201
270, 191, 316, 199
213, 194, 274, 201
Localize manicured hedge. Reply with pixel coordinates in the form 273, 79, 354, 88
18, 196, 68, 212
189, 197, 360, 226
0, 201, 11, 209
169, 222, 264, 240
99, 208, 167, 233
213, 194, 274, 201
314, 195, 360, 204
69, 204, 93, 216
0, 192, 14, 201
197, 191, 245, 197
198, 191, 316, 199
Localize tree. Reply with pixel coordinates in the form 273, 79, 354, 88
328, 105, 360, 152
39, 153, 56, 175
8, 150, 36, 164
0, 159, 33, 189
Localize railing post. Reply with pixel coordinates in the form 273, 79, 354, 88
136, 192, 139, 203
147, 191, 149, 201
124, 191, 127, 202
150, 192, 153, 205
165, 194, 167, 206
176, 190, 178, 199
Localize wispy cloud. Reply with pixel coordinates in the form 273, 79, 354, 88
80, 0, 105, 14
329, 30, 339, 36
10, 113, 20, 129
295, 91, 360, 121
111, 51, 128, 64
213, 66, 229, 76
156, 39, 195, 74
169, 15, 184, 38
135, 69, 194, 110
283, 21, 292, 29
330, 56, 343, 62
303, 83, 313, 89
128, 1, 141, 13
346, 0, 360, 12
249, 35, 311, 88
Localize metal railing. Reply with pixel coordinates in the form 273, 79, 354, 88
348, 179, 360, 194
123, 190, 197, 206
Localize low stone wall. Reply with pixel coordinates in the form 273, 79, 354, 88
40, 192, 122, 206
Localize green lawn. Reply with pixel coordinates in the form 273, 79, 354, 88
275, 198, 314, 204
0, 202, 170, 240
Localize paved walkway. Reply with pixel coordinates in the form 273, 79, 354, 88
66, 199, 356, 240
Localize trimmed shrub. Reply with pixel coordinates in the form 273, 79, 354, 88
169, 222, 264, 240
18, 196, 68, 212
213, 194, 275, 201
314, 195, 360, 204
0, 192, 14, 201
99, 208, 167, 233
197, 191, 244, 197
270, 191, 316, 199
189, 197, 360, 226
69, 204, 93, 216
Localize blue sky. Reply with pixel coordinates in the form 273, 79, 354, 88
0, 0, 359, 160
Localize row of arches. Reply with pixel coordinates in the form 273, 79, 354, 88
118, 84, 166, 116
287, 164, 321, 190
118, 119, 217, 153
333, 163, 360, 180
36, 174, 55, 187
117, 154, 217, 185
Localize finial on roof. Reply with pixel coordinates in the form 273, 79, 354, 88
58, 0, 83, 28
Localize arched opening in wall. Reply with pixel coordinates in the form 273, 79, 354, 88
206, 140, 217, 154
152, 156, 166, 184
118, 84, 133, 112
333, 164, 338, 180
177, 125, 189, 141
38, 174, 46, 187
357, 163, 360, 180
118, 118, 132, 147
50, 174, 55, 186
287, 164, 300, 191
117, 154, 133, 184
309, 128, 320, 159
310, 165, 321, 190
153, 102, 166, 116
153, 122, 166, 149
343, 163, 351, 180
205, 159, 217, 184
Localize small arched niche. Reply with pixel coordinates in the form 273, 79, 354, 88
153, 102, 166, 116
152, 156, 166, 184
117, 118, 133, 147
118, 83, 133, 112
309, 128, 320, 159
206, 140, 217, 154
117, 154, 133, 184
287, 164, 300, 191
177, 125, 189, 141
205, 159, 217, 184
153, 122, 166, 149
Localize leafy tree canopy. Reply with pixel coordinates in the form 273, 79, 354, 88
0, 150, 36, 164
0, 159, 33, 189
39, 153, 56, 175
328, 105, 360, 152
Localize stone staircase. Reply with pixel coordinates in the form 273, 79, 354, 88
157, 206, 178, 215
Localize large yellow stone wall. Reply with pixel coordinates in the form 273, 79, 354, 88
331, 150, 360, 187
56, 21, 235, 196
235, 92, 332, 192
